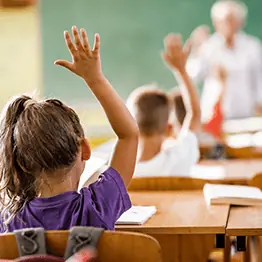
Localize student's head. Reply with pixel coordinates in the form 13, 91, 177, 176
0, 96, 90, 224
211, 0, 247, 39
126, 85, 170, 137
169, 89, 186, 129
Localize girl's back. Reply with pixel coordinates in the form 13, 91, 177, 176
1, 168, 130, 233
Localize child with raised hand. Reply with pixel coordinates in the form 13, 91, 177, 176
127, 34, 201, 177
0, 26, 138, 233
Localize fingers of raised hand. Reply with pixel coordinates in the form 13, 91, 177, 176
172, 34, 183, 48
191, 25, 210, 39
64, 31, 77, 56
164, 34, 182, 48
64, 26, 100, 62
161, 51, 173, 67
164, 33, 183, 56
183, 39, 192, 58
54, 60, 74, 72
80, 28, 92, 56
93, 33, 100, 57
72, 26, 84, 52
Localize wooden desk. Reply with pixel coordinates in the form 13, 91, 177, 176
200, 159, 262, 185
118, 191, 229, 234
226, 207, 262, 262
227, 207, 262, 236
117, 191, 230, 262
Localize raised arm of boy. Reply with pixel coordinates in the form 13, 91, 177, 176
55, 26, 139, 186
162, 34, 201, 134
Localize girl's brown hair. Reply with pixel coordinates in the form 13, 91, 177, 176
0, 95, 84, 229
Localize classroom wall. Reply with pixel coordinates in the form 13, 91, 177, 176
0, 6, 41, 109
40, 0, 262, 105
0, 4, 110, 142
40, 0, 213, 105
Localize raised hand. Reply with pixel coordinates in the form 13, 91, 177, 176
161, 33, 191, 73
54, 26, 103, 85
190, 25, 210, 48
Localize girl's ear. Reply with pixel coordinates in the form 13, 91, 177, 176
81, 138, 91, 160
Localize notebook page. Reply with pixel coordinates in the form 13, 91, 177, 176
116, 206, 157, 225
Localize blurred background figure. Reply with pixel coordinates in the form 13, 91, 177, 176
2, 0, 262, 145
187, 0, 262, 124
189, 25, 211, 56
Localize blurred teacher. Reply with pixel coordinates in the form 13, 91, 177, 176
187, 0, 262, 122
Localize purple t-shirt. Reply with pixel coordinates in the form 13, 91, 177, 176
0, 167, 131, 233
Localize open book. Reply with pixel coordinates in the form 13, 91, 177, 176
203, 184, 262, 206
116, 206, 157, 225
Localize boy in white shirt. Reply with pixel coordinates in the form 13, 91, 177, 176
127, 33, 201, 177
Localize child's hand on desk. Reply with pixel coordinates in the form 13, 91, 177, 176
161, 33, 191, 73
55, 26, 103, 86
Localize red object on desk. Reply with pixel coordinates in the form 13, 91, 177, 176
203, 101, 223, 139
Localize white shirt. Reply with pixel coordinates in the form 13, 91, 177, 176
134, 132, 200, 177
187, 32, 262, 121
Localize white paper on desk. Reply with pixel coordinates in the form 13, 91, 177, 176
116, 206, 157, 225
190, 165, 226, 180
252, 132, 262, 147
225, 133, 253, 148
78, 157, 107, 189
223, 117, 262, 134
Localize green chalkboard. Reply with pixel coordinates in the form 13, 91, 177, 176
40, 0, 262, 105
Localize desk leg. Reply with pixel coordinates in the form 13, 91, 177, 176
251, 236, 262, 262
224, 236, 231, 262
242, 236, 250, 262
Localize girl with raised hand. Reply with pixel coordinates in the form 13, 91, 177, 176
0, 26, 138, 233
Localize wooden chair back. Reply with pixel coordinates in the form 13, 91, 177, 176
0, 230, 162, 262
128, 176, 207, 191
